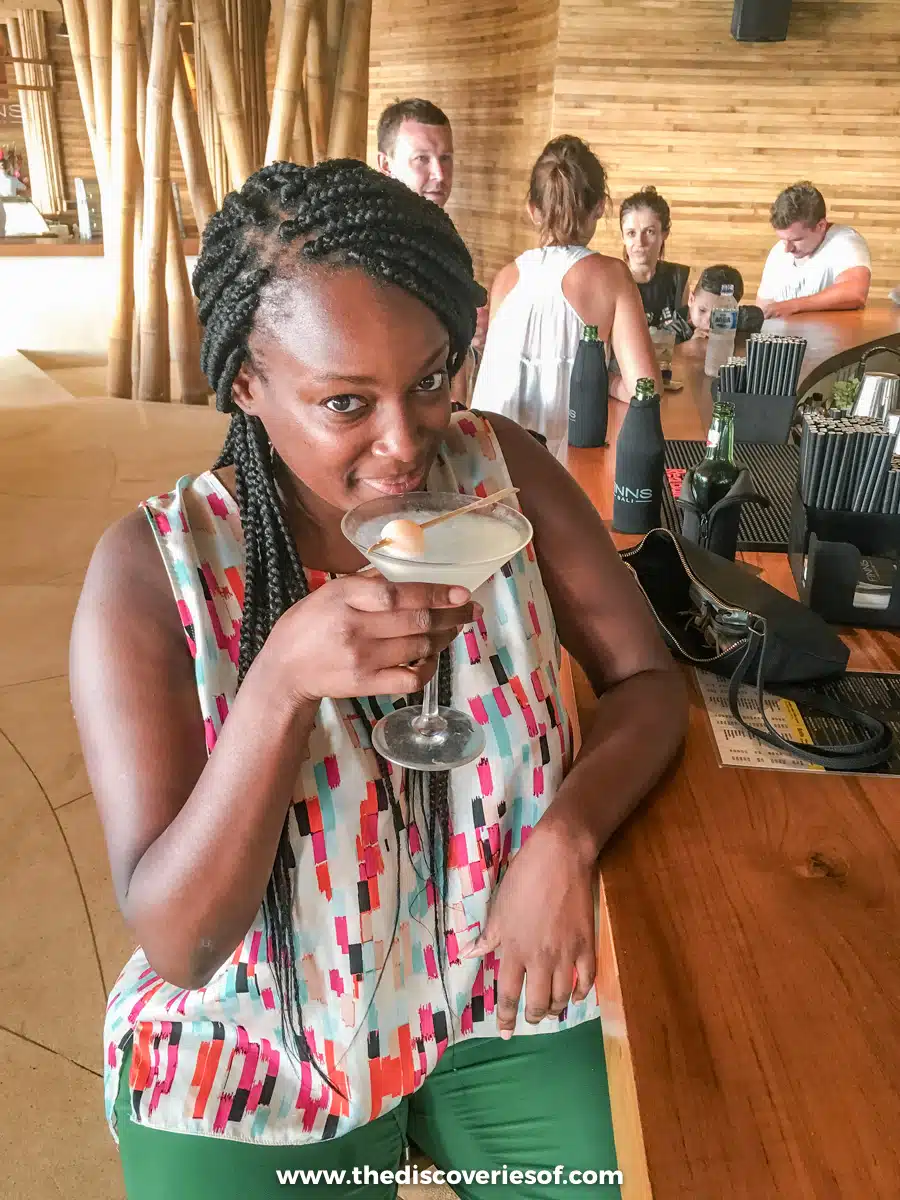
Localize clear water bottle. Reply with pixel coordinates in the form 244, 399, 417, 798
704, 285, 738, 378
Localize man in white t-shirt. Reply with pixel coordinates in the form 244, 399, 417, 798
756, 182, 871, 318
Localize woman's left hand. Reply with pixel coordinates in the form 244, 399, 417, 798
462, 823, 597, 1036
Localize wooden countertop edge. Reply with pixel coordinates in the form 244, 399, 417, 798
0, 237, 200, 258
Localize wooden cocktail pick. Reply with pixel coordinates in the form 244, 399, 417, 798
367, 487, 520, 554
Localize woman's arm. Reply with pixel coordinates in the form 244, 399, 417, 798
495, 414, 686, 856
464, 415, 686, 1029
607, 259, 661, 401
70, 512, 319, 989
71, 512, 476, 989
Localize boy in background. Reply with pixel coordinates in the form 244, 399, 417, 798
665, 264, 751, 343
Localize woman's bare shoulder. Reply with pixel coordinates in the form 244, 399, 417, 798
73, 507, 184, 653
487, 259, 522, 320
563, 254, 636, 328
571, 252, 633, 288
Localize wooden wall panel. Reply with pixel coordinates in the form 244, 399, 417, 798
554, 0, 900, 300
369, 0, 899, 300
367, 0, 559, 284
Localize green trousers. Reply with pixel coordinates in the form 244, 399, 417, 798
116, 1018, 621, 1199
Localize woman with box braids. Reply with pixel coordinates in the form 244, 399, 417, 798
191, 160, 484, 1077
75, 153, 683, 1199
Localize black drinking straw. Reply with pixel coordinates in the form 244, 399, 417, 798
817, 430, 838, 508
831, 434, 852, 510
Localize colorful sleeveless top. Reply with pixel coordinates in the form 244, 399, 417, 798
103, 410, 600, 1146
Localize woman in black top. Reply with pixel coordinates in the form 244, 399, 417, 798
619, 186, 689, 326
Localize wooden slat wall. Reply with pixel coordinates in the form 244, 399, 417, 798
367, 0, 559, 284
368, 0, 900, 299
555, 0, 900, 300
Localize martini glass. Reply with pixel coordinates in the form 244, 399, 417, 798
341, 491, 533, 771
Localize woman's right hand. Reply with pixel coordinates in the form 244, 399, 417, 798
266, 574, 480, 703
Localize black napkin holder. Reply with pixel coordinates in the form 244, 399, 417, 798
712, 381, 796, 444
788, 491, 900, 629
677, 467, 770, 561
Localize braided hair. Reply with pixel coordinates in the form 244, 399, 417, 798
192, 160, 485, 1084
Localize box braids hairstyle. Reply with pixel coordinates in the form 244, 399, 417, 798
192, 159, 486, 1085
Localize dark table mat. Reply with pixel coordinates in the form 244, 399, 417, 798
661, 440, 800, 552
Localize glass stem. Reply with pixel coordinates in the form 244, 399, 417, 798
412, 673, 447, 737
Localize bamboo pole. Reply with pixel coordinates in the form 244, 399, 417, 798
108, 0, 140, 399
192, 8, 223, 205
306, 0, 329, 162
266, 0, 313, 164
173, 51, 215, 233
193, 0, 253, 188
138, 17, 206, 404
353, 2, 369, 158
325, 0, 344, 82
271, 0, 284, 41
166, 190, 208, 404
6, 15, 66, 215
37, 16, 62, 203
247, 0, 270, 165
290, 97, 313, 167
138, 0, 180, 404
267, 0, 308, 163
230, 0, 268, 166
59, 0, 97, 157
327, 0, 370, 160
132, 27, 149, 399
85, 0, 112, 182
136, 30, 148, 154
4, 22, 36, 197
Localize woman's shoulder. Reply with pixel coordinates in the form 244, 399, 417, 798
570, 251, 632, 285
489, 258, 521, 304
86, 473, 235, 600
563, 253, 634, 314
74, 505, 184, 664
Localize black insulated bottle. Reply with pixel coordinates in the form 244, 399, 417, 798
612, 378, 664, 534
568, 324, 609, 448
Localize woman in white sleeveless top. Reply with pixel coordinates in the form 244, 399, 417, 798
473, 137, 659, 459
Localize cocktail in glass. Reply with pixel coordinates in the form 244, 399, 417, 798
341, 492, 533, 771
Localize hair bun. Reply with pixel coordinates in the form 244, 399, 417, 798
547, 134, 588, 164
641, 185, 658, 195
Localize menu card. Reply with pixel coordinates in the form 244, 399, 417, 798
696, 669, 900, 777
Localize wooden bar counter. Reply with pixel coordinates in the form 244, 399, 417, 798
569, 304, 900, 1199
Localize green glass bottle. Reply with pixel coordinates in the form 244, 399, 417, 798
691, 400, 741, 513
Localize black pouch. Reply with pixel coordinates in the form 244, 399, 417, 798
620, 528, 894, 770
677, 467, 769, 561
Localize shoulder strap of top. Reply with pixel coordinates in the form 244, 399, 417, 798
142, 474, 244, 749
437, 409, 515, 498
515, 244, 594, 288
672, 263, 689, 301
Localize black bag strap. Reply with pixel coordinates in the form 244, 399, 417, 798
726, 617, 894, 771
